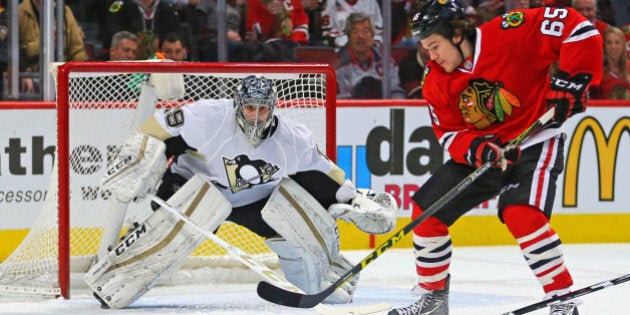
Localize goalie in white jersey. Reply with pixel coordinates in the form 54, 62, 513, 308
85, 75, 398, 309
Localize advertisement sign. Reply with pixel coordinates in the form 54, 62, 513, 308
0, 109, 56, 229
336, 105, 630, 217
1, 103, 628, 244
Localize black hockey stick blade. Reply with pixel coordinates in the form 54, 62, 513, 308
257, 157, 497, 308
501, 273, 630, 315
257, 107, 555, 308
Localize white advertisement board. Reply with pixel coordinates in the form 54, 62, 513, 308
335, 106, 630, 218
1, 105, 628, 230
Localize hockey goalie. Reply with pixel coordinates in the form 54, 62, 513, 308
84, 75, 398, 309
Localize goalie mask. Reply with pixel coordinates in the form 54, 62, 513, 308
234, 75, 277, 146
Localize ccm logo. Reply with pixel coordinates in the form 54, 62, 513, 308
114, 224, 148, 256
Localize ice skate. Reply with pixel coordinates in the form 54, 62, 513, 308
549, 300, 580, 315
388, 275, 449, 315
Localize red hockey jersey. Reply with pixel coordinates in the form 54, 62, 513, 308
421, 7, 603, 165
246, 0, 309, 44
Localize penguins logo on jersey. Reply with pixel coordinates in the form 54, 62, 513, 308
222, 155, 280, 193
501, 10, 525, 29
458, 78, 521, 129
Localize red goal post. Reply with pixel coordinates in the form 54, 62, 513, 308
0, 61, 336, 299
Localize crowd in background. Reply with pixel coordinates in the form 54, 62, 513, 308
0, 0, 629, 100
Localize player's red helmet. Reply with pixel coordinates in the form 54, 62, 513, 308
411, 0, 464, 40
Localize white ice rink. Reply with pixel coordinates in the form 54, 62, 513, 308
1, 243, 628, 315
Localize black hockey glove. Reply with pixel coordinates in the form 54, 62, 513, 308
468, 137, 521, 171
546, 70, 593, 125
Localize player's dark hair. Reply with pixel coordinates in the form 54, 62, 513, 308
446, 18, 476, 44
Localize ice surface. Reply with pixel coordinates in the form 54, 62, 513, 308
1, 244, 628, 315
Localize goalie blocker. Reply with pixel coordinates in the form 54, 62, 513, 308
101, 131, 167, 203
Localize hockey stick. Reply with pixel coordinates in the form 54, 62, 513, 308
257, 107, 556, 308
501, 273, 630, 315
150, 195, 391, 315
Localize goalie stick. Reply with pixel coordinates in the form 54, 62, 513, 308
150, 195, 391, 315
256, 107, 556, 308
501, 273, 630, 315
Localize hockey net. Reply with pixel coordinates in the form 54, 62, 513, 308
0, 61, 336, 298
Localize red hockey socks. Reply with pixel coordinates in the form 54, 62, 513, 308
411, 203, 450, 291
503, 204, 574, 293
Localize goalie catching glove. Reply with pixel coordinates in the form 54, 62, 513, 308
329, 180, 398, 234
547, 70, 593, 125
101, 132, 167, 203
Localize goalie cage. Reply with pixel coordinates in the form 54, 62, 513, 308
0, 61, 336, 299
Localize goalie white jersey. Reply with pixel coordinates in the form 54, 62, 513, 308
152, 99, 336, 207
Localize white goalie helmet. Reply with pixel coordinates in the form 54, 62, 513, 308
234, 75, 277, 146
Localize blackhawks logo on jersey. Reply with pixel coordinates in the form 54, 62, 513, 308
221, 155, 279, 193
501, 10, 525, 29
458, 79, 521, 129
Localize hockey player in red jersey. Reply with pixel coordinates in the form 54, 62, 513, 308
246, 0, 310, 45
389, 1, 602, 315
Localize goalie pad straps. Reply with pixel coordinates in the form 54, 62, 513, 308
329, 180, 398, 234
84, 173, 231, 309
102, 132, 167, 203
261, 178, 359, 304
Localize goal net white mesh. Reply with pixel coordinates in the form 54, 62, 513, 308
0, 61, 335, 298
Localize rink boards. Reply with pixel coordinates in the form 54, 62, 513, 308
0, 101, 628, 260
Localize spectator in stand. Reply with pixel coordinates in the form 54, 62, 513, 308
321, 0, 384, 49
398, 41, 429, 99
335, 12, 406, 99
475, 0, 505, 23
193, 0, 248, 61
245, 0, 309, 61
624, 23, 630, 57
543, 0, 570, 7
98, 0, 183, 60
156, 32, 187, 61
572, 0, 609, 35
18, 0, 88, 94
389, 0, 415, 48
163, 0, 201, 10
591, 26, 630, 99
245, 0, 309, 44
109, 31, 140, 61
596, 0, 617, 27
513, 0, 531, 8
301, 0, 330, 46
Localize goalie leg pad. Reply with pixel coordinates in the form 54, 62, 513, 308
84, 174, 231, 309
261, 177, 359, 304
265, 237, 321, 294
265, 237, 359, 304
101, 132, 167, 203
